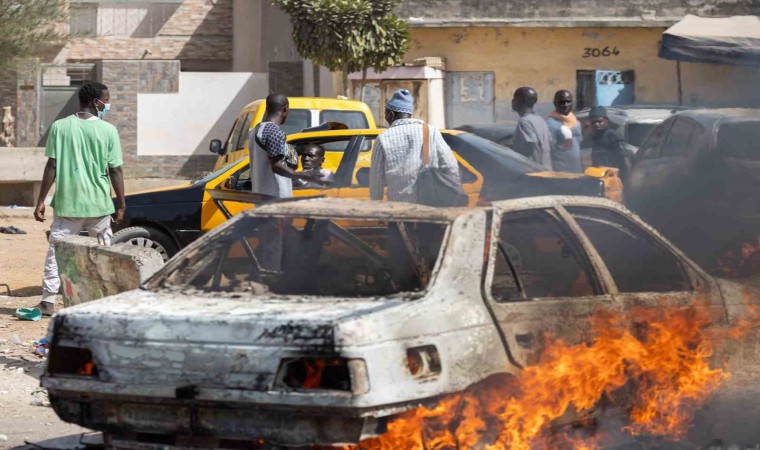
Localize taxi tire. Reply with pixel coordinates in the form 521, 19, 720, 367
113, 226, 179, 262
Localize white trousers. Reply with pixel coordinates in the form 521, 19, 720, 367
41, 215, 113, 304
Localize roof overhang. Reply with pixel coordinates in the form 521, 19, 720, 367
659, 15, 760, 66
406, 17, 680, 28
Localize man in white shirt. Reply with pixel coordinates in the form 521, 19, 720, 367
369, 89, 460, 203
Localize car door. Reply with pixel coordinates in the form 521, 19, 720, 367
628, 118, 671, 206
562, 205, 724, 324
483, 203, 620, 368
201, 135, 364, 232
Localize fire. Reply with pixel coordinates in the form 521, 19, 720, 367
718, 235, 760, 278
349, 303, 743, 450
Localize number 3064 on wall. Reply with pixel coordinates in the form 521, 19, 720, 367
583, 47, 621, 57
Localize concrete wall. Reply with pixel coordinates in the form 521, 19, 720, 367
138, 72, 268, 156
397, 0, 760, 20
405, 26, 760, 124
54, 235, 163, 307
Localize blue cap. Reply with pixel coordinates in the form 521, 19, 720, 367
386, 89, 414, 115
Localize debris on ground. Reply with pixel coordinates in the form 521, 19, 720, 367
0, 225, 27, 234
33, 337, 49, 357
16, 307, 42, 321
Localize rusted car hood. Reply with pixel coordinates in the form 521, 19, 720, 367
53, 289, 406, 347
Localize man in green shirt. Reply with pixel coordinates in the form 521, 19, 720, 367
33, 81, 126, 315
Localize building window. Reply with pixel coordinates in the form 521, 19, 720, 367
68, 2, 180, 38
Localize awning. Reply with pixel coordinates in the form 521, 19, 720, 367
659, 15, 760, 66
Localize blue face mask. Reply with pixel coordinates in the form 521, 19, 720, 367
95, 99, 111, 119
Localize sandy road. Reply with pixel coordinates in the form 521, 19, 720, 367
0, 208, 90, 450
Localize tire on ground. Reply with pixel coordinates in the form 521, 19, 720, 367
113, 226, 179, 261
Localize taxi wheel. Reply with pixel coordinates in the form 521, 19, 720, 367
113, 226, 178, 262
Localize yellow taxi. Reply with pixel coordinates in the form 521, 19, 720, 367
211, 97, 376, 171
113, 129, 618, 259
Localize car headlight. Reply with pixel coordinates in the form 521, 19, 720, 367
275, 358, 369, 394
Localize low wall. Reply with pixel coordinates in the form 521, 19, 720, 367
0, 147, 46, 206
54, 235, 164, 307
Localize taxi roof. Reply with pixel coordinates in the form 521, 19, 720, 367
240, 97, 373, 114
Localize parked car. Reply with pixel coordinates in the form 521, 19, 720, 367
43, 196, 752, 448
112, 129, 620, 260
626, 108, 760, 276
211, 97, 377, 171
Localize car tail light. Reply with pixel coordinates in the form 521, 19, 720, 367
406, 345, 441, 379
276, 358, 368, 394
47, 346, 99, 377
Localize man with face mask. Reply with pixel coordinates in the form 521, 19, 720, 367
32, 81, 126, 316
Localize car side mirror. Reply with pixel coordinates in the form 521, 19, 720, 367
223, 176, 236, 190
356, 167, 370, 187
209, 139, 224, 155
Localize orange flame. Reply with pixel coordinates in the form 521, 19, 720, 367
347, 302, 749, 450
718, 236, 760, 278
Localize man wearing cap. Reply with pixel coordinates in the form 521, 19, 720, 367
369, 89, 460, 203
588, 106, 634, 181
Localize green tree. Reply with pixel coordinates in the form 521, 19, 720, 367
0, 0, 68, 69
272, 0, 409, 99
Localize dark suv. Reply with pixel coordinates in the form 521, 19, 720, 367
626, 109, 760, 277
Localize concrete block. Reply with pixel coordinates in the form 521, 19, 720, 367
54, 235, 164, 307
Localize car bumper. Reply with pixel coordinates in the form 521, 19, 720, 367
50, 390, 385, 447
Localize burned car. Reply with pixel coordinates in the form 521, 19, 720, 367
42, 196, 748, 449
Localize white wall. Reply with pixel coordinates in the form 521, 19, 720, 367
137, 72, 268, 156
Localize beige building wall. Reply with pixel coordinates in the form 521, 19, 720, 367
405, 26, 760, 121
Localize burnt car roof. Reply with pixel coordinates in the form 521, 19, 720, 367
244, 196, 631, 222
246, 198, 480, 222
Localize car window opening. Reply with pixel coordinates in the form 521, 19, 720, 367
156, 216, 448, 297
491, 209, 598, 301
566, 206, 692, 293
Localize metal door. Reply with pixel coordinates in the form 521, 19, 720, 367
445, 71, 494, 128
40, 65, 93, 145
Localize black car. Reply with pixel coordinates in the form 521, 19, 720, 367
627, 109, 760, 277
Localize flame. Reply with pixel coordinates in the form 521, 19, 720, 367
346, 302, 749, 450
718, 235, 760, 278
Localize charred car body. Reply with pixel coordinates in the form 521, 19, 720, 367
43, 196, 751, 449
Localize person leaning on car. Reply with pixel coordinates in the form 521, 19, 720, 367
248, 93, 325, 198
587, 106, 634, 182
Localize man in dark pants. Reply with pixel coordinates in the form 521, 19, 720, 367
511, 87, 553, 169
588, 106, 633, 181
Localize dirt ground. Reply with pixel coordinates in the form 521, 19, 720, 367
3, 206, 760, 449
0, 207, 90, 450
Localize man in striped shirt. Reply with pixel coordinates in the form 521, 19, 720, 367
369, 89, 460, 203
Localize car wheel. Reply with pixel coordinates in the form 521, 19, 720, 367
113, 226, 178, 261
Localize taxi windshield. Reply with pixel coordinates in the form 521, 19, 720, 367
151, 215, 448, 298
